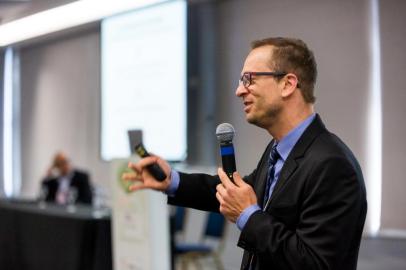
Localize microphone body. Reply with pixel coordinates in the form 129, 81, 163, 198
220, 142, 236, 180
216, 123, 236, 181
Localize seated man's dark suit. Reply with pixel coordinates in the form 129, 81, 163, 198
168, 115, 367, 270
42, 170, 93, 205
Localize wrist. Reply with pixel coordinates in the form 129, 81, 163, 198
164, 170, 179, 196
236, 204, 261, 230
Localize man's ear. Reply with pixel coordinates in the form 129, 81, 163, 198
280, 73, 299, 98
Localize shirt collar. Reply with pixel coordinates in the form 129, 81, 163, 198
57, 170, 74, 182
275, 113, 316, 161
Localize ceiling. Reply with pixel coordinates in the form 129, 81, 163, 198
0, 0, 76, 25
0, 0, 223, 25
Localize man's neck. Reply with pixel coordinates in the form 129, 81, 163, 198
267, 105, 314, 141
60, 169, 74, 178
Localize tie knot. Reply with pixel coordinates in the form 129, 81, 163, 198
269, 144, 280, 165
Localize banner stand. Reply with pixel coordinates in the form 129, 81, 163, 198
110, 158, 170, 270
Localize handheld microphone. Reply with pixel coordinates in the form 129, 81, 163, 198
216, 123, 236, 181
134, 142, 167, 182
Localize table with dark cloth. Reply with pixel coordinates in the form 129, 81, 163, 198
0, 199, 112, 270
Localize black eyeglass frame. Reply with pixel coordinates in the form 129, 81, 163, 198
239, 71, 300, 88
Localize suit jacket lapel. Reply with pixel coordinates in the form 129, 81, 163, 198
265, 114, 327, 208
267, 158, 298, 208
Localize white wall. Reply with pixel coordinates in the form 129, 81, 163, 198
380, 0, 406, 231
19, 29, 111, 198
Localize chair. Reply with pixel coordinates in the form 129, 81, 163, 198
174, 207, 227, 270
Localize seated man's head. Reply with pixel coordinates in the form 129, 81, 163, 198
52, 152, 71, 176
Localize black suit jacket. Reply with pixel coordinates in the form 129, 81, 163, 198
41, 170, 93, 205
168, 115, 367, 270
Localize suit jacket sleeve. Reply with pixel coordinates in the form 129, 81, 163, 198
73, 171, 93, 205
167, 154, 264, 212
41, 178, 57, 202
167, 172, 221, 212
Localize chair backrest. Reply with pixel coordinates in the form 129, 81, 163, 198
203, 211, 226, 239
174, 207, 226, 245
174, 206, 187, 233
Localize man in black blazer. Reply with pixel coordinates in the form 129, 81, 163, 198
124, 37, 367, 269
41, 152, 93, 205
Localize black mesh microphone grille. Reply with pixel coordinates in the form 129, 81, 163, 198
216, 123, 235, 143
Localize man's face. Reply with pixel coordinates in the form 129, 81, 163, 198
54, 154, 71, 176
235, 46, 283, 128
58, 161, 70, 176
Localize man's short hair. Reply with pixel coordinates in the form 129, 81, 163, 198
251, 37, 317, 103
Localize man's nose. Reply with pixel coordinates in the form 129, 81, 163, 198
235, 84, 248, 97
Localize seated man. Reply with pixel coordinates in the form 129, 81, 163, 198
41, 152, 93, 205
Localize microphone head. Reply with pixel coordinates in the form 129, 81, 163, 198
216, 123, 235, 143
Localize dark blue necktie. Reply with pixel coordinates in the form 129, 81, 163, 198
263, 143, 280, 208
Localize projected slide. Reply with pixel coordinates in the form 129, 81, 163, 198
101, 0, 187, 161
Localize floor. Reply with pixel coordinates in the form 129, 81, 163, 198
175, 237, 406, 270
358, 237, 406, 270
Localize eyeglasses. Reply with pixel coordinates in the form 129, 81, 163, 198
239, 71, 287, 88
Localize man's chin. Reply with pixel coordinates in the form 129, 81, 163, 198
246, 115, 259, 126
246, 114, 269, 129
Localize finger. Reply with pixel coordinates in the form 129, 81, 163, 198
128, 162, 142, 174
232, 171, 244, 186
215, 191, 225, 205
216, 183, 226, 196
137, 156, 160, 170
129, 183, 148, 192
218, 167, 233, 188
122, 172, 138, 181
155, 157, 168, 168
